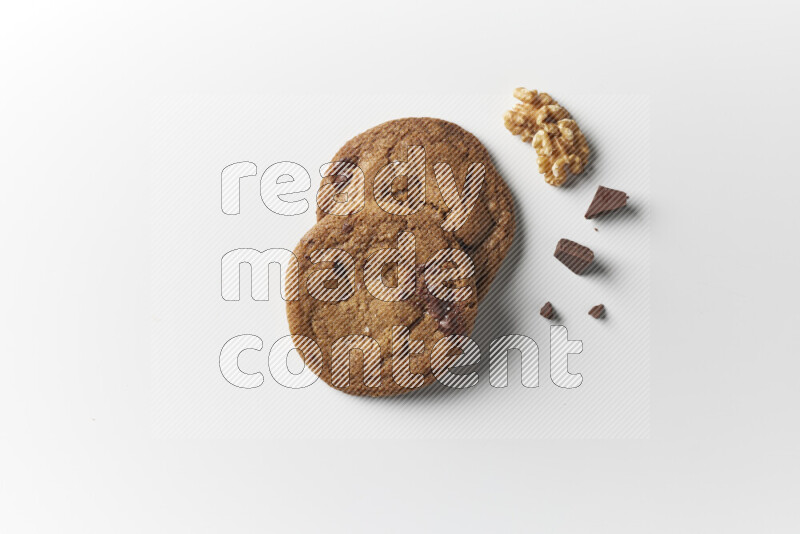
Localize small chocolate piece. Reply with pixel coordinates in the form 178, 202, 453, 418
540, 301, 554, 319
554, 239, 595, 275
588, 304, 605, 318
585, 186, 628, 219
341, 221, 353, 234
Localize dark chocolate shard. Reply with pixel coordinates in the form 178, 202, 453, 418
588, 304, 605, 318
585, 186, 628, 219
554, 239, 594, 275
540, 302, 554, 319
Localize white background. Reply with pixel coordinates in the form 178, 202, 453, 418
2, 0, 799, 531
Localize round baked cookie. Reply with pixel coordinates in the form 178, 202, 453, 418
286, 208, 479, 397
316, 118, 515, 302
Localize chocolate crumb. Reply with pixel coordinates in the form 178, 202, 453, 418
342, 221, 353, 234
594, 227, 598, 232
554, 239, 595, 275
589, 304, 605, 318
540, 301, 554, 319
585, 186, 628, 219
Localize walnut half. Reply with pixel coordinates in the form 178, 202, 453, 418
504, 87, 590, 186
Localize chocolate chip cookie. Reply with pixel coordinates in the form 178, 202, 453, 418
316, 118, 515, 302
286, 208, 480, 397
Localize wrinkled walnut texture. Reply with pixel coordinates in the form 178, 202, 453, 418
504, 87, 590, 186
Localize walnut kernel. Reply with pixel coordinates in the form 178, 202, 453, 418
504, 87, 590, 186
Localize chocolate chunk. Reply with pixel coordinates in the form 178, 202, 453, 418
540, 301, 554, 319
585, 186, 628, 219
419, 290, 465, 335
588, 304, 605, 318
438, 310, 463, 335
554, 239, 594, 275
426, 297, 450, 321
